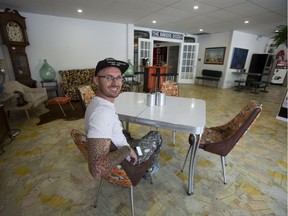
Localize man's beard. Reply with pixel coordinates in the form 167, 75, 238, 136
99, 84, 121, 98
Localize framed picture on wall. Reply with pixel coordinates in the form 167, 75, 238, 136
230, 47, 249, 69
204, 47, 226, 65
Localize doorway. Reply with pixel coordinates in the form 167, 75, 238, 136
153, 40, 180, 76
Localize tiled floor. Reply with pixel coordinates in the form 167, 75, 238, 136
0, 84, 287, 216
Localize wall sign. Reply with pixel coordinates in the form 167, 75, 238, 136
152, 30, 183, 40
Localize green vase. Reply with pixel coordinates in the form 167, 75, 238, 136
123, 59, 134, 76
39, 59, 56, 81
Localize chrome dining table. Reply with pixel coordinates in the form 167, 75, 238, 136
115, 92, 206, 195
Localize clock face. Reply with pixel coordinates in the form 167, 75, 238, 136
6, 21, 24, 42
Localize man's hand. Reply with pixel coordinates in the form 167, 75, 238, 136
129, 147, 137, 165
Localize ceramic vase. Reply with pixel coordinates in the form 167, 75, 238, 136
39, 59, 56, 81
123, 59, 134, 76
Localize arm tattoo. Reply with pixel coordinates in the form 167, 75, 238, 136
87, 138, 130, 178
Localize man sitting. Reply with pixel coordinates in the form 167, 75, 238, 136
85, 58, 162, 179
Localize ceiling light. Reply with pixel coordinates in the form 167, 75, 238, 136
199, 29, 203, 32
77, 9, 83, 13
244, 20, 249, 24
194, 5, 199, 10
152, 20, 156, 24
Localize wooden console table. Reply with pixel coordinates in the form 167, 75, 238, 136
143, 66, 172, 92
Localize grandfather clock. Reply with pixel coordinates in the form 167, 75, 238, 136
0, 8, 36, 87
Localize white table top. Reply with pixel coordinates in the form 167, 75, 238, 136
115, 92, 147, 123
115, 92, 206, 134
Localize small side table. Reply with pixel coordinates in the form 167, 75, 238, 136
47, 97, 74, 117
41, 80, 58, 97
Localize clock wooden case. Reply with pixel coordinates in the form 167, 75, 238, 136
0, 8, 36, 87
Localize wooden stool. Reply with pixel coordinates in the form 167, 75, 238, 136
47, 97, 74, 117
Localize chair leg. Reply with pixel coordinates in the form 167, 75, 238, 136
149, 174, 153, 184
94, 178, 104, 208
181, 145, 192, 172
68, 101, 75, 111
221, 156, 227, 184
56, 103, 66, 117
172, 130, 176, 145
130, 186, 135, 216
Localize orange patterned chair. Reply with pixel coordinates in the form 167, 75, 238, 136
77, 86, 96, 110
70, 129, 153, 216
160, 80, 179, 96
160, 81, 179, 144
182, 100, 262, 184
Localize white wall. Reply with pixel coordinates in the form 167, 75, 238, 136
0, 12, 129, 86
0, 12, 272, 89
197, 32, 232, 88
197, 31, 270, 89
224, 31, 269, 88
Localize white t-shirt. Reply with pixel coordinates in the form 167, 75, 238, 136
85, 96, 129, 148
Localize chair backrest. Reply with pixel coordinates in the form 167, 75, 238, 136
160, 81, 179, 96
201, 100, 262, 156
220, 100, 262, 138
70, 129, 88, 160
78, 86, 96, 110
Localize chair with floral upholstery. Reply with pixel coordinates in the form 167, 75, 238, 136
70, 129, 154, 216
160, 80, 179, 144
181, 100, 262, 184
77, 86, 96, 110
160, 80, 179, 97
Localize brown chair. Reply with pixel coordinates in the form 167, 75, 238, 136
182, 100, 262, 184
70, 129, 153, 216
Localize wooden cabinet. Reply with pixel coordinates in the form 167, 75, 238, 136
144, 66, 172, 92
0, 104, 10, 146
0, 9, 36, 87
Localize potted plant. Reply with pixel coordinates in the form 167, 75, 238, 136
272, 25, 287, 48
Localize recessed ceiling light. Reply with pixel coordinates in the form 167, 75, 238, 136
152, 20, 156, 24
194, 5, 199, 10
77, 9, 83, 13
244, 20, 249, 24
199, 29, 203, 32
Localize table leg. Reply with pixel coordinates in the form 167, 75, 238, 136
188, 133, 201, 195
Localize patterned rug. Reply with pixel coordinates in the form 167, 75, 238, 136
37, 101, 84, 125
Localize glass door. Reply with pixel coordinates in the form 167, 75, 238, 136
178, 43, 199, 83
138, 38, 152, 71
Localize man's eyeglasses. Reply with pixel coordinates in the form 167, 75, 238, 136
97, 75, 125, 82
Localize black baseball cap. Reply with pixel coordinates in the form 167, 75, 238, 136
95, 58, 129, 75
